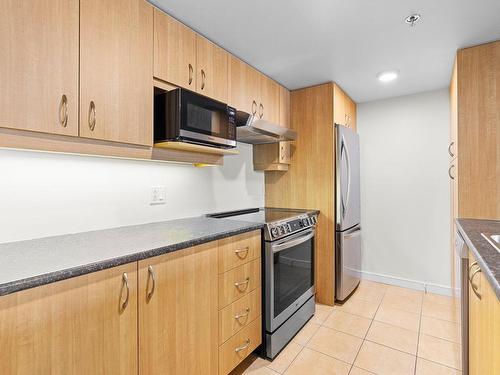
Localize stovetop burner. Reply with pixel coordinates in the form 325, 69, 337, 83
207, 207, 318, 241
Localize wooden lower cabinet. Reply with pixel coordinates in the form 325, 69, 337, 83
468, 252, 500, 375
0, 263, 138, 375
138, 241, 219, 375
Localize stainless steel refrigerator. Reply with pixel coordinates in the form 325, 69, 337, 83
335, 124, 362, 302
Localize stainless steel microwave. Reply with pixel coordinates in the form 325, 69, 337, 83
154, 88, 237, 149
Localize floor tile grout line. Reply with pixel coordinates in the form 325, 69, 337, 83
414, 287, 424, 375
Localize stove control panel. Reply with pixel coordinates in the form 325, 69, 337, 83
266, 213, 318, 241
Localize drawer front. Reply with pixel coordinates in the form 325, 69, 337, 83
218, 317, 262, 375
218, 230, 261, 273
218, 259, 261, 308
219, 287, 261, 345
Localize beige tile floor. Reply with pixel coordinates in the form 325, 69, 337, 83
231, 280, 462, 375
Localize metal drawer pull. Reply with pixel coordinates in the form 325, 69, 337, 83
259, 103, 264, 119
234, 246, 249, 259
448, 165, 455, 180
468, 261, 478, 281
88, 101, 96, 131
469, 267, 482, 299
281, 145, 285, 160
234, 277, 250, 289
251, 100, 257, 115
59, 94, 68, 128
188, 63, 193, 85
201, 69, 206, 90
448, 141, 455, 157
121, 273, 130, 312
146, 265, 156, 302
235, 339, 251, 353
235, 308, 250, 321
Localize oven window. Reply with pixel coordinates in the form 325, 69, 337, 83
273, 235, 314, 318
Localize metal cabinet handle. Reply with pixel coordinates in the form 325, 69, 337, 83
201, 69, 206, 90
468, 261, 478, 279
469, 267, 482, 299
281, 145, 285, 160
448, 142, 455, 157
59, 95, 68, 128
259, 103, 264, 119
235, 339, 251, 353
235, 308, 250, 321
251, 100, 257, 115
234, 246, 249, 259
88, 101, 96, 131
120, 273, 130, 312
234, 277, 250, 290
188, 63, 193, 85
448, 165, 455, 180
146, 265, 156, 302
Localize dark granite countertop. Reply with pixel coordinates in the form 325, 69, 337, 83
0, 217, 263, 296
456, 218, 500, 299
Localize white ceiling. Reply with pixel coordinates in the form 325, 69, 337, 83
150, 0, 500, 103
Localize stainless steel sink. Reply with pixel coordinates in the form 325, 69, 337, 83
481, 233, 500, 252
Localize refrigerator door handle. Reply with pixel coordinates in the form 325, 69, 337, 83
340, 135, 351, 220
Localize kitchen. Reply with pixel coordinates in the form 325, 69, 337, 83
0, 1, 499, 375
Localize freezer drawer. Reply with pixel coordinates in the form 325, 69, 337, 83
336, 226, 362, 301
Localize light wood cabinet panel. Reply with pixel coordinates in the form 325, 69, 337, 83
138, 242, 218, 375
456, 41, 500, 219
468, 252, 500, 375
0, 0, 79, 136
228, 55, 260, 115
218, 258, 261, 309
80, 0, 153, 146
154, 9, 197, 90
259, 75, 280, 123
333, 83, 356, 131
196, 35, 228, 103
0, 263, 138, 375
219, 287, 261, 345
218, 230, 261, 273
218, 317, 262, 375
279, 86, 291, 128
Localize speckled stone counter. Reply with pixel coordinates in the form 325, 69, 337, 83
0, 217, 263, 296
456, 218, 500, 299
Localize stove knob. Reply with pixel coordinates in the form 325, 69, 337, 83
287, 224, 292, 233
281, 224, 288, 234
302, 218, 309, 227
311, 216, 317, 224
271, 227, 279, 238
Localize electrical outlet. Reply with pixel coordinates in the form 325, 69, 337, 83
150, 186, 166, 205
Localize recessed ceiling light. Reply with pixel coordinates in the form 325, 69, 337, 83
377, 70, 399, 83
405, 13, 421, 27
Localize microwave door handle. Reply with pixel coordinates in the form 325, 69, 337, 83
271, 230, 315, 253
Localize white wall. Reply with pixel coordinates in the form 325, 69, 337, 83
0, 143, 264, 243
357, 89, 451, 294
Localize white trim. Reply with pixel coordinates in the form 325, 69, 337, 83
360, 270, 456, 297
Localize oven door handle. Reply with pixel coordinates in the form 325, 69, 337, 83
271, 230, 315, 253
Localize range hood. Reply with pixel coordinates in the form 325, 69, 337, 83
235, 111, 297, 144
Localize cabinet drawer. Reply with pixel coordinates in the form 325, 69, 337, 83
218, 317, 262, 375
218, 230, 261, 273
219, 287, 261, 345
218, 259, 261, 308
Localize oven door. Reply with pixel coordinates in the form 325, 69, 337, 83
266, 229, 315, 332
179, 89, 236, 148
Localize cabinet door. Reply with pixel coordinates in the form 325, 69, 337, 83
468, 254, 481, 375
259, 75, 280, 123
196, 36, 228, 103
333, 84, 346, 126
279, 86, 291, 128
0, 263, 138, 375
80, 0, 153, 146
139, 242, 218, 375
228, 55, 260, 115
0, 0, 79, 136
346, 96, 357, 131
154, 9, 197, 90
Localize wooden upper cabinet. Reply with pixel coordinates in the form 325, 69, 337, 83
196, 35, 228, 103
333, 83, 356, 131
259, 75, 280, 123
154, 9, 197, 90
228, 55, 260, 115
138, 242, 219, 375
0, 0, 79, 136
80, 0, 153, 146
0, 263, 138, 375
279, 86, 291, 128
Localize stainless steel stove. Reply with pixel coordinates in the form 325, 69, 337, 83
208, 207, 318, 359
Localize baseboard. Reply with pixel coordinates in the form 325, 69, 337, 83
359, 270, 457, 297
